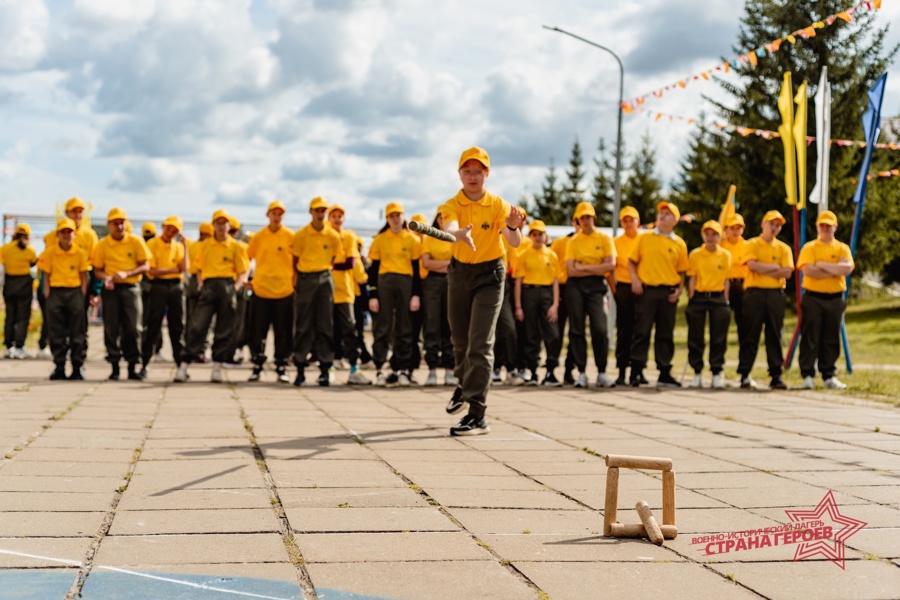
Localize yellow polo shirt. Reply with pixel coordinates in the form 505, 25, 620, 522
248, 225, 295, 299
146, 236, 186, 281
0, 242, 37, 276
440, 190, 510, 264
614, 232, 640, 284
742, 236, 794, 289
688, 246, 732, 292
421, 234, 452, 280
39, 245, 89, 288
352, 259, 368, 296
516, 246, 559, 286
194, 236, 250, 279
292, 223, 343, 273
44, 225, 99, 261
720, 237, 750, 280
568, 229, 615, 268
332, 229, 360, 304
798, 238, 853, 294
187, 239, 206, 275
369, 229, 422, 276
91, 233, 151, 284
550, 235, 571, 284
630, 231, 689, 286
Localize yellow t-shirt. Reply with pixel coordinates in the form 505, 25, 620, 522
292, 223, 344, 273
187, 239, 206, 275
516, 245, 560, 286
369, 229, 422, 276
332, 229, 360, 304
249, 225, 295, 299
742, 236, 794, 289
194, 236, 250, 279
44, 225, 99, 263
550, 235, 572, 284
39, 245, 89, 288
720, 237, 750, 280
0, 242, 37, 276
613, 232, 640, 284
146, 236, 186, 281
440, 190, 510, 264
352, 259, 368, 296
688, 246, 732, 293
421, 235, 453, 279
91, 234, 151, 284
629, 231, 689, 286
568, 229, 615, 270
798, 238, 853, 294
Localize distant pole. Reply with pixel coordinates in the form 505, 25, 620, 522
543, 26, 623, 236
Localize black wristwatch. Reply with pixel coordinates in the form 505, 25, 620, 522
506, 224, 517, 231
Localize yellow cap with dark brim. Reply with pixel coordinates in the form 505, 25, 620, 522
762, 210, 786, 225
107, 207, 127, 222
657, 201, 681, 222
458, 147, 490, 169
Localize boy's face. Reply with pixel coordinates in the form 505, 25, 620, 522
702, 228, 721, 245
268, 208, 284, 227
529, 230, 545, 247
108, 219, 126, 239
386, 212, 404, 228
58, 229, 75, 247
329, 210, 345, 229
726, 225, 744, 241
620, 216, 639, 233
458, 160, 488, 195
311, 207, 327, 223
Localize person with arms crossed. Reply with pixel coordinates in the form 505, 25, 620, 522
613, 206, 643, 385
1, 224, 37, 359
720, 214, 749, 351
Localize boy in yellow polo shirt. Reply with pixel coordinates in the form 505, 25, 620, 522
292, 196, 344, 386
549, 215, 579, 384
613, 206, 643, 385
627, 201, 689, 388
39, 218, 90, 380
720, 214, 749, 349
737, 210, 794, 390
92, 207, 151, 380
798, 210, 854, 390
186, 222, 212, 362
141, 215, 189, 379
686, 221, 732, 389
175, 209, 249, 383
421, 211, 456, 386
1, 223, 37, 359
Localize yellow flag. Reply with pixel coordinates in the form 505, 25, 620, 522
793, 80, 808, 209
719, 185, 737, 230
778, 72, 797, 206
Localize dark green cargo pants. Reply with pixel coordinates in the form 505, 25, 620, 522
293, 270, 335, 368
47, 287, 86, 368
183, 278, 236, 364
101, 283, 143, 364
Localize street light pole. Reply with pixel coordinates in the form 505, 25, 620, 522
543, 26, 624, 237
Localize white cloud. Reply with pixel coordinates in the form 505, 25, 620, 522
0, 141, 28, 181
0, 1, 49, 71
109, 158, 200, 192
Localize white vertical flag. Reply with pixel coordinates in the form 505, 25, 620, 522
809, 67, 832, 210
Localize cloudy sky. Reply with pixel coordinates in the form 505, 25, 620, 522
1, 0, 899, 234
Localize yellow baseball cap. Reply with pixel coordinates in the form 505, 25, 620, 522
267, 200, 286, 214
327, 204, 345, 216
411, 213, 427, 224
229, 216, 241, 231
107, 207, 127, 222
528, 220, 547, 233
199, 222, 213, 235
310, 197, 329, 211
574, 201, 596, 220
657, 201, 680, 222
142, 222, 157, 236
816, 210, 838, 226
458, 147, 490, 169
726, 214, 745, 228
124, 220, 133, 233
56, 218, 76, 232
762, 210, 786, 225
65, 197, 86, 212
619, 206, 639, 221
702, 220, 722, 235
163, 216, 184, 231
212, 209, 231, 224
385, 201, 404, 216
15, 223, 31, 236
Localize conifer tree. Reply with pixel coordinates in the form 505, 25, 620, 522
622, 132, 663, 224
529, 159, 564, 224
561, 139, 586, 221
590, 137, 616, 227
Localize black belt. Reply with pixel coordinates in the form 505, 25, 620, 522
427, 271, 447, 277
645, 284, 677, 289
729, 278, 744, 284
806, 291, 843, 300
693, 291, 724, 298
522, 284, 551, 289
298, 270, 329, 276
204, 277, 233, 282
151, 278, 182, 284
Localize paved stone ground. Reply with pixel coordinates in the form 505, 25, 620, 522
1, 333, 898, 599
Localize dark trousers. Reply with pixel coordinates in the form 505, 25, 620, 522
354, 293, 373, 363
142, 279, 185, 366
630, 285, 678, 372
729, 279, 746, 347
229, 288, 248, 359
186, 274, 210, 355
799, 292, 845, 380
101, 283, 142, 364
293, 271, 335, 368
448, 258, 505, 419
372, 273, 413, 371
614, 285, 636, 370
47, 287, 86, 368
333, 303, 359, 365
3, 275, 32, 349
249, 294, 294, 367
738, 288, 786, 378
686, 293, 730, 374
522, 286, 560, 370
37, 279, 49, 350
566, 276, 609, 373
183, 278, 236, 363
411, 308, 423, 370
493, 277, 517, 371
423, 274, 454, 369
554, 283, 575, 374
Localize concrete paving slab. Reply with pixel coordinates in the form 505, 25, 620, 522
27, 434, 146, 449
12, 447, 137, 463
784, 469, 900, 488
408, 474, 547, 492
845, 527, 900, 559
93, 533, 289, 565
109, 508, 282, 535
0, 511, 105, 537
750, 503, 900, 528
267, 459, 405, 488
663, 507, 782, 534
278, 487, 431, 509
139, 446, 256, 461
834, 485, 900, 505
450, 508, 602, 536
384, 460, 517, 477
0, 537, 91, 567
0, 460, 130, 478
0, 475, 125, 493
285, 507, 456, 533
130, 459, 263, 489
296, 531, 493, 562
699, 485, 868, 508
116, 487, 273, 511
426, 488, 586, 510
480, 533, 683, 562
0, 492, 114, 511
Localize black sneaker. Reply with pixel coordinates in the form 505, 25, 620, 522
630, 370, 644, 387
137, 366, 148, 381
740, 376, 755, 389
275, 367, 290, 383
293, 371, 306, 387
127, 363, 141, 381
563, 370, 575, 385
657, 372, 682, 388
69, 366, 85, 381
450, 414, 490, 436
615, 369, 627, 386
446, 386, 466, 415
769, 377, 788, 390
385, 372, 400, 387
491, 369, 502, 383
638, 372, 650, 385
248, 366, 262, 382
108, 363, 120, 380
318, 371, 330, 387
526, 370, 539, 386
49, 367, 67, 381
542, 372, 562, 387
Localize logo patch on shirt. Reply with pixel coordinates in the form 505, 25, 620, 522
481, 222, 491, 231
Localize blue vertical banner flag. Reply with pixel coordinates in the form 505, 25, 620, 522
849, 73, 887, 258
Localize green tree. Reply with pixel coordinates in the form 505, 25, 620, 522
529, 159, 564, 224
561, 138, 586, 221
622, 132, 663, 224
673, 0, 897, 277
590, 137, 616, 227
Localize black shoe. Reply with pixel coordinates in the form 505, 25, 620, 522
137, 366, 148, 380
385, 372, 400, 387
50, 366, 67, 381
318, 371, 330, 387
740, 376, 754, 389
69, 366, 85, 381
630, 370, 644, 387
446, 386, 466, 415
615, 369, 627, 386
108, 363, 120, 380
770, 377, 788, 390
275, 367, 290, 384
657, 372, 682, 388
542, 372, 562, 387
293, 371, 305, 387
639, 372, 650, 385
491, 368, 502, 383
526, 370, 539, 386
127, 363, 142, 381
563, 370, 575, 385
450, 414, 490, 436
248, 366, 262, 382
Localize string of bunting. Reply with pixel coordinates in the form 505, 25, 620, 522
621, 0, 882, 114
